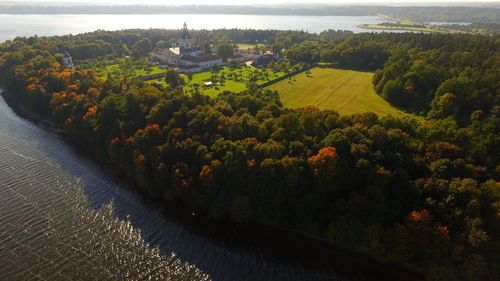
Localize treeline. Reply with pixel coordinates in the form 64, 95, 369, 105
286, 32, 389, 70
442, 23, 500, 35
0, 31, 499, 281
13, 28, 313, 61
383, 6, 500, 24
371, 34, 498, 125
285, 32, 499, 125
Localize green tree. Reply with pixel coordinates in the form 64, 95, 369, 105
217, 42, 234, 61
165, 69, 183, 89
131, 38, 152, 57
155, 40, 170, 49
204, 42, 212, 54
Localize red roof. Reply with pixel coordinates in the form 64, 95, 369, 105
181, 54, 222, 63
180, 65, 201, 69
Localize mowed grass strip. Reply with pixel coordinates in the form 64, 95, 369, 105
268, 67, 406, 117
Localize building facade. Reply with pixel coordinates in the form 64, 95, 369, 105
153, 23, 223, 73
154, 48, 180, 65
62, 52, 75, 69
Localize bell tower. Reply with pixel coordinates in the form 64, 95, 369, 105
178, 22, 194, 49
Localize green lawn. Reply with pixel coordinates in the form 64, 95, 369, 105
94, 58, 165, 79
86, 56, 286, 97
149, 66, 286, 98
268, 67, 406, 117
84, 54, 290, 98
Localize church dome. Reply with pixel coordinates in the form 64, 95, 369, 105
181, 23, 192, 40
181, 32, 192, 40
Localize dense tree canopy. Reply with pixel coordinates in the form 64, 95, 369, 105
131, 38, 152, 58
216, 42, 234, 61
165, 69, 183, 89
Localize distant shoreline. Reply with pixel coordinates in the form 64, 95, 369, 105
0, 4, 497, 23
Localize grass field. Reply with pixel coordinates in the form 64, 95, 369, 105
94, 58, 165, 79
268, 67, 406, 116
149, 66, 286, 98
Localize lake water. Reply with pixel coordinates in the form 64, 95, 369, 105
0, 90, 368, 281
0, 14, 387, 42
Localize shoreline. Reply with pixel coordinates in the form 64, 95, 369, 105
357, 20, 462, 34
0, 88, 426, 281
358, 24, 440, 33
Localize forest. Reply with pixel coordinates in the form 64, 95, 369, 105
0, 28, 498, 281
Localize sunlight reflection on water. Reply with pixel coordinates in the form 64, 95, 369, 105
0, 14, 386, 42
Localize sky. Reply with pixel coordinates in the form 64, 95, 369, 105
2, 0, 499, 5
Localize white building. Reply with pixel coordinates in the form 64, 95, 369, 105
153, 23, 223, 73
178, 23, 196, 49
62, 52, 74, 69
178, 54, 224, 74
155, 47, 180, 65
182, 54, 223, 68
